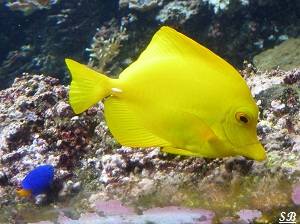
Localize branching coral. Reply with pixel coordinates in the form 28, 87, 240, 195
5, 0, 60, 15
86, 24, 128, 74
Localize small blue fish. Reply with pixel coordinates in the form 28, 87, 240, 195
16, 165, 54, 197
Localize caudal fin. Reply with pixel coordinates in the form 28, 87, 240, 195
65, 59, 112, 114
16, 189, 33, 197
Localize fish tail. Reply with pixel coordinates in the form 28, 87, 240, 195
65, 59, 112, 114
16, 189, 33, 197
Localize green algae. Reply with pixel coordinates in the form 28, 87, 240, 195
254, 38, 300, 71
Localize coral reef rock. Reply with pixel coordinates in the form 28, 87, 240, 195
2, 66, 300, 223
156, 0, 200, 24
5, 0, 60, 16
119, 0, 163, 12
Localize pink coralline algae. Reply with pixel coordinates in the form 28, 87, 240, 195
5, 0, 60, 15
57, 199, 215, 224
94, 199, 135, 216
292, 186, 300, 205
236, 209, 262, 222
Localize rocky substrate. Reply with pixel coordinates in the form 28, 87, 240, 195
0, 67, 300, 223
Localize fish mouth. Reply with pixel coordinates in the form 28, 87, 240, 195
234, 142, 267, 161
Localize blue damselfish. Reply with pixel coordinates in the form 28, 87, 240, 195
16, 165, 54, 197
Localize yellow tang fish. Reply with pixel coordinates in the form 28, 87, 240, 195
65, 26, 266, 161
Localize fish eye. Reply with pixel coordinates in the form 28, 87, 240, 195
235, 112, 250, 124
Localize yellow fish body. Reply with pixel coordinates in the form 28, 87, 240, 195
66, 26, 266, 161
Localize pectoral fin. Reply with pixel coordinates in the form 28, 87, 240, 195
105, 96, 171, 147
182, 112, 217, 144
162, 113, 217, 157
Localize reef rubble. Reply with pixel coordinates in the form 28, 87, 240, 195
0, 65, 300, 223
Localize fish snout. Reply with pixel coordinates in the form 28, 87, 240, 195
236, 142, 267, 161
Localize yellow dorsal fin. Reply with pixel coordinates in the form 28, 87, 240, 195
65, 59, 112, 114
120, 26, 237, 78
104, 96, 170, 147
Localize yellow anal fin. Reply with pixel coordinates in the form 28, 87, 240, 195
162, 147, 203, 157
104, 96, 170, 147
